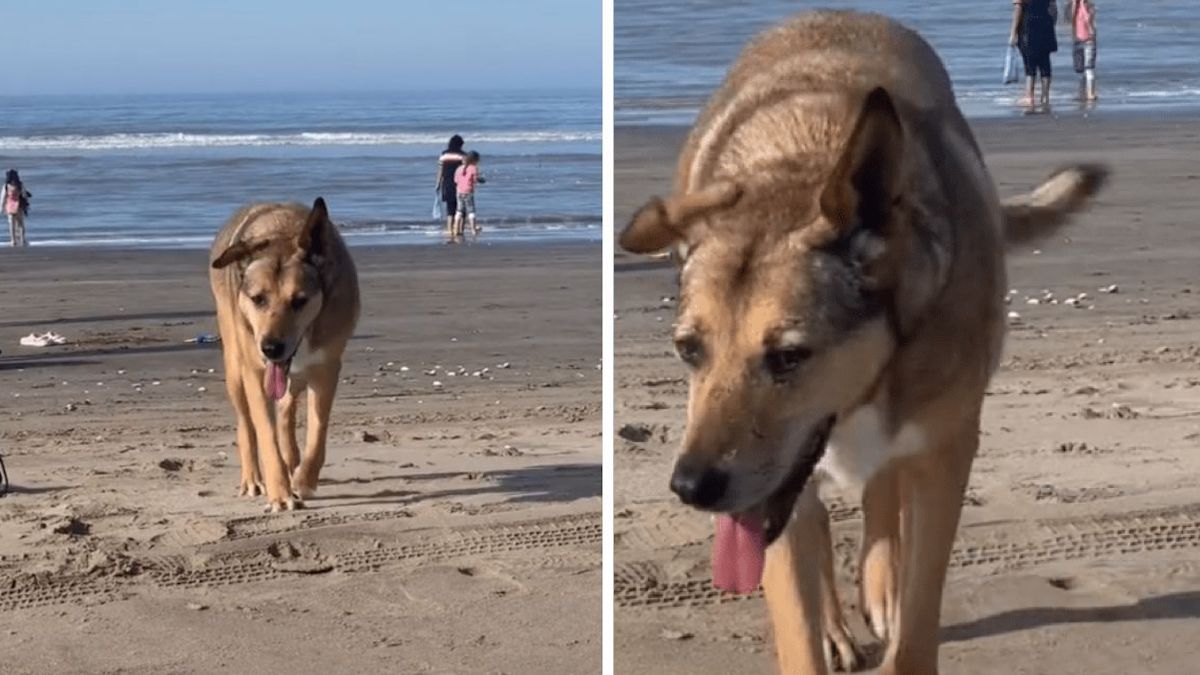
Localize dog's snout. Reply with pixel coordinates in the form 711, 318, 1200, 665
670, 457, 729, 509
260, 339, 286, 361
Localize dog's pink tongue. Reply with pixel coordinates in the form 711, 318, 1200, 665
712, 513, 766, 594
265, 363, 287, 401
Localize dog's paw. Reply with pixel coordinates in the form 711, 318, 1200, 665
290, 478, 317, 500
826, 627, 864, 672
238, 478, 265, 497
264, 496, 304, 513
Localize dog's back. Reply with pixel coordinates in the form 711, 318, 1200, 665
679, 11, 983, 198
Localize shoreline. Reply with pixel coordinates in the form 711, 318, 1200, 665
1, 232, 602, 252
615, 109, 1200, 227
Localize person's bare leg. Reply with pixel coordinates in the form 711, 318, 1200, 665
7, 215, 16, 247
445, 215, 455, 240
469, 213, 479, 236
1086, 69, 1097, 101
1022, 77, 1035, 107
1040, 77, 1052, 107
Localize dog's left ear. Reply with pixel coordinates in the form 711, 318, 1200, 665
297, 197, 332, 260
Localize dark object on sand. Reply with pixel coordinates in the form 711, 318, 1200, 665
0, 452, 9, 497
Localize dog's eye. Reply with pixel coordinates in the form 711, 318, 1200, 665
674, 335, 704, 368
764, 347, 811, 378
291, 295, 308, 311
250, 293, 267, 308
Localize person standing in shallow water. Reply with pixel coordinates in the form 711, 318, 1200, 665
3, 169, 31, 247
435, 135, 467, 241
1010, 0, 1058, 109
1067, 0, 1098, 102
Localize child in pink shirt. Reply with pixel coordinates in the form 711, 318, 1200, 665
1067, 0, 1098, 101
452, 151, 486, 239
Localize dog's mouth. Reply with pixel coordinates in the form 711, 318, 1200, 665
711, 415, 835, 594
262, 342, 300, 402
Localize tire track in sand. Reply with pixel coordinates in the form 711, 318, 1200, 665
615, 505, 1200, 609
0, 512, 600, 611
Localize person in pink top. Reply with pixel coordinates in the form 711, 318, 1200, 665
3, 169, 31, 248
1066, 0, 1098, 101
451, 151, 486, 240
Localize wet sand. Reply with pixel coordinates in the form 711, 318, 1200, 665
614, 113, 1200, 674
0, 242, 600, 674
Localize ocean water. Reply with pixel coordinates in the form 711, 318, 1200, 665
617, 0, 1200, 124
0, 90, 600, 248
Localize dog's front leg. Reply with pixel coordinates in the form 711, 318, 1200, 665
241, 366, 300, 512
276, 389, 301, 475
223, 360, 263, 497
878, 424, 977, 675
292, 362, 340, 499
764, 484, 835, 675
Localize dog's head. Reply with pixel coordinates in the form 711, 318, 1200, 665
620, 88, 914, 543
212, 198, 333, 370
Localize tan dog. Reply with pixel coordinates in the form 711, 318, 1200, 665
619, 11, 1107, 675
209, 198, 360, 512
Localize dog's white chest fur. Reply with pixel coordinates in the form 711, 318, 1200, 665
817, 405, 926, 490
291, 342, 329, 379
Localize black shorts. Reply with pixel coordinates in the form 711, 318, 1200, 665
441, 184, 457, 214
1020, 46, 1052, 78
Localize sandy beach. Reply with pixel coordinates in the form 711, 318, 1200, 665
0, 242, 600, 674
614, 113, 1200, 674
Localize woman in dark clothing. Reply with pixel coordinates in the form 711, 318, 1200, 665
435, 135, 467, 240
1010, 0, 1058, 109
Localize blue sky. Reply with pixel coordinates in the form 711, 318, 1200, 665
4, 0, 600, 95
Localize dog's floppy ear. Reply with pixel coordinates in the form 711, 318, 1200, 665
212, 238, 270, 269
818, 87, 905, 238
296, 197, 331, 258
618, 181, 742, 254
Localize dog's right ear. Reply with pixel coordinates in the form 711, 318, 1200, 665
618, 181, 742, 254
211, 239, 270, 269
818, 87, 905, 238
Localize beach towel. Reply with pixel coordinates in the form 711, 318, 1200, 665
1003, 45, 1021, 84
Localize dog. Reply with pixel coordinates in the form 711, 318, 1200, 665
619, 11, 1107, 674
209, 198, 360, 512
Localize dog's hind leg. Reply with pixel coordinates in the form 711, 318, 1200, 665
814, 490, 864, 672
878, 424, 977, 675
859, 463, 902, 646
763, 483, 834, 675
276, 390, 301, 476
223, 355, 263, 497
292, 362, 341, 499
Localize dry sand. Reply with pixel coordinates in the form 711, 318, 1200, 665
0, 242, 600, 674
614, 113, 1200, 674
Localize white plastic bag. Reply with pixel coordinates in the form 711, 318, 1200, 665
1003, 45, 1021, 84
432, 191, 444, 220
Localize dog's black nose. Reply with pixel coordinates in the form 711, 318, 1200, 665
260, 339, 286, 361
670, 458, 728, 508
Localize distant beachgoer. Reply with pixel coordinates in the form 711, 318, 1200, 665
1067, 0, 1098, 101
453, 151, 486, 239
1010, 0, 1058, 109
3, 169, 31, 248
436, 135, 467, 239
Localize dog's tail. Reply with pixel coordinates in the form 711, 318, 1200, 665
1002, 164, 1109, 248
